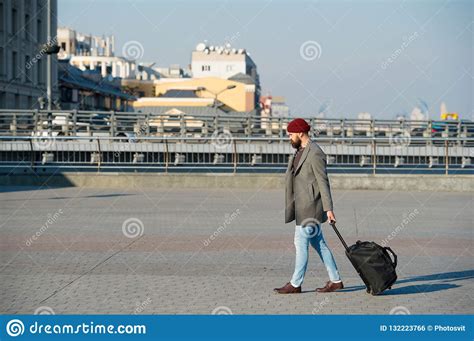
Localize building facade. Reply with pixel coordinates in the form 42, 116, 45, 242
58, 60, 134, 111
189, 42, 260, 110
0, 0, 58, 109
133, 77, 256, 113
191, 42, 258, 81
57, 27, 114, 58
57, 27, 137, 79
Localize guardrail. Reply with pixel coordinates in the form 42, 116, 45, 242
0, 136, 472, 175
1, 109, 473, 140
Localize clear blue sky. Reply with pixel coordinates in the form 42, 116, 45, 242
59, 0, 473, 120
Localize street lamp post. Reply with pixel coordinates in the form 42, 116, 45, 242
196, 85, 236, 137
198, 85, 236, 114
44, 0, 60, 136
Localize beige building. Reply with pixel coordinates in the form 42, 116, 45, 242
191, 42, 257, 80
129, 43, 260, 113
191, 42, 260, 109
0, 0, 58, 109
133, 77, 256, 113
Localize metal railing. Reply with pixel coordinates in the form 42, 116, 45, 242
1, 109, 473, 141
0, 135, 472, 174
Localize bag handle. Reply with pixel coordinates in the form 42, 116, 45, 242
329, 222, 350, 253
384, 246, 398, 268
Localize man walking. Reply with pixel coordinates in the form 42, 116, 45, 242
274, 118, 344, 294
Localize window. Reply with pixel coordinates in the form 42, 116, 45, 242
25, 55, 31, 82
0, 47, 4, 77
37, 19, 42, 42
11, 8, 18, 34
60, 87, 70, 102
12, 51, 18, 80
25, 14, 30, 40
201, 65, 211, 72
0, 3, 4, 32
0, 92, 5, 109
37, 58, 43, 84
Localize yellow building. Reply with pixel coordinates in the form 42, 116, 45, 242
132, 77, 256, 113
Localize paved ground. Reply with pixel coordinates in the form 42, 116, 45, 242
0, 184, 472, 315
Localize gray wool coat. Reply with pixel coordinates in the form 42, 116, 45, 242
285, 141, 334, 226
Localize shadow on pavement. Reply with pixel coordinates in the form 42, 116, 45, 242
383, 283, 459, 295
0, 193, 135, 200
49, 193, 135, 199
398, 269, 474, 284
339, 269, 473, 295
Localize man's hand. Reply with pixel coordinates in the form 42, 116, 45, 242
327, 210, 336, 224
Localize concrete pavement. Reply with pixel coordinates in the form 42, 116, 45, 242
0, 185, 472, 314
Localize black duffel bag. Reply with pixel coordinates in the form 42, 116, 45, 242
330, 222, 398, 295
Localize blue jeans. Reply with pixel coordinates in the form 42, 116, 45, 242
290, 224, 341, 287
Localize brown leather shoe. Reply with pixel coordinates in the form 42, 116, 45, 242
273, 282, 301, 294
316, 281, 344, 293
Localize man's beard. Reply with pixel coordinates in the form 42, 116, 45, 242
291, 137, 301, 149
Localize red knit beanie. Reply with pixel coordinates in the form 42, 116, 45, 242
287, 118, 310, 133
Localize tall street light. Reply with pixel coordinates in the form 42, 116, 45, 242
196, 85, 237, 138
44, 0, 60, 135
197, 85, 237, 114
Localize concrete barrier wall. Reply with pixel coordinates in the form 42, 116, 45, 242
1, 172, 472, 192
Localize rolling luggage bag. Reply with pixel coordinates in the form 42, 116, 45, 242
330, 222, 397, 295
